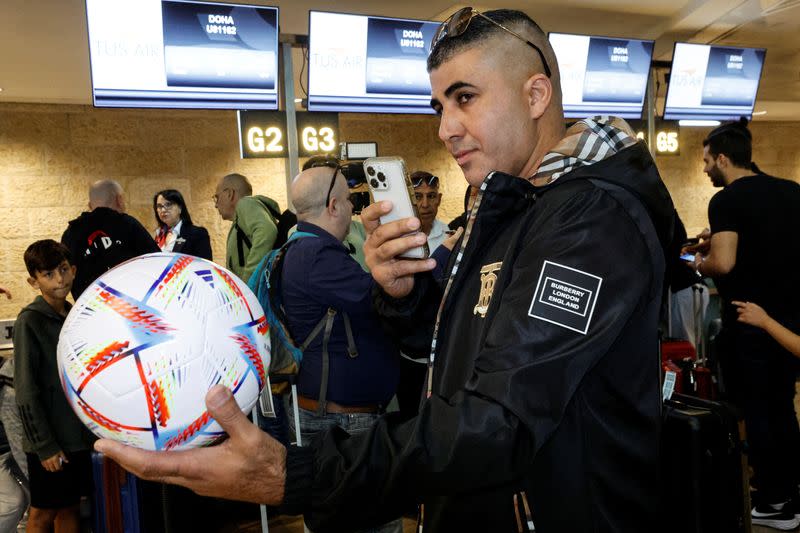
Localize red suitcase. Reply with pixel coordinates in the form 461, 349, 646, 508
661, 339, 697, 363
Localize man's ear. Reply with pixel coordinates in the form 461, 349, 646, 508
525, 73, 552, 120
27, 276, 38, 290
70, 265, 77, 277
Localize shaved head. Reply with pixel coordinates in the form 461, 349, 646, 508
428, 10, 556, 78
291, 166, 336, 219
89, 179, 125, 211
291, 166, 352, 241
428, 9, 562, 113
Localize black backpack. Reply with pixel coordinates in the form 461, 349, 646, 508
234, 198, 297, 268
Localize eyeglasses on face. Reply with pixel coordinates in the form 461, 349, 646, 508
155, 201, 175, 211
212, 188, 233, 203
415, 191, 440, 203
430, 7, 552, 78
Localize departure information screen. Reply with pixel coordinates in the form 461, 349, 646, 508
664, 43, 766, 121
550, 33, 654, 119
86, 0, 279, 109
308, 11, 439, 114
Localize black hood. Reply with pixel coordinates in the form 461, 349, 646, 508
563, 141, 675, 254
66, 207, 128, 231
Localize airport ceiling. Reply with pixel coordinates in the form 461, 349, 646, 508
2, 0, 799, 120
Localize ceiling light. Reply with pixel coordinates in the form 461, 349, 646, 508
294, 98, 302, 103
752, 110, 767, 116
678, 120, 721, 127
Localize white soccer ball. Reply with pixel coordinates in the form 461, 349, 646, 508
57, 253, 270, 450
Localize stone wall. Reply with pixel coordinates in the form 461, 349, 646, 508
1, 102, 797, 317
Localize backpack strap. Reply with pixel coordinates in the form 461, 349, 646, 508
235, 198, 281, 267
342, 313, 358, 358
318, 308, 336, 416
235, 223, 250, 267
297, 308, 358, 416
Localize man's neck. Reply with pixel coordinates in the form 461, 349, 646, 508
421, 220, 434, 235
520, 119, 567, 180
725, 166, 754, 186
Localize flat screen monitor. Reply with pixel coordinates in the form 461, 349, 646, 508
86, 0, 279, 109
664, 43, 766, 121
549, 33, 654, 119
307, 11, 440, 114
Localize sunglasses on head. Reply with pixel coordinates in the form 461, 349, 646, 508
412, 175, 440, 188
430, 7, 552, 78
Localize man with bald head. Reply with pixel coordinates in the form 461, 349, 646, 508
96, 9, 673, 533
214, 173, 280, 282
62, 180, 158, 298
279, 165, 402, 532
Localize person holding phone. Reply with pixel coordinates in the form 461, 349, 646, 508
94, 9, 673, 533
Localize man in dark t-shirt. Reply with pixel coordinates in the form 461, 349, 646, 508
692, 120, 800, 529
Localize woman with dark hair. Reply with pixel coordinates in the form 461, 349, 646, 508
152, 189, 212, 260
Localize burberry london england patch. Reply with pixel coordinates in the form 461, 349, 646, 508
528, 261, 602, 335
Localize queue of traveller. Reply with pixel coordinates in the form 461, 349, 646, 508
2, 8, 800, 533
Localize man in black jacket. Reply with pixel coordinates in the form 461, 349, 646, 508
61, 179, 159, 298
95, 10, 673, 533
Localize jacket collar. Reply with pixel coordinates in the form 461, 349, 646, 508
533, 116, 638, 184
296, 221, 347, 249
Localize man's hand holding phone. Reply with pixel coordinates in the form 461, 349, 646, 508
362, 201, 436, 299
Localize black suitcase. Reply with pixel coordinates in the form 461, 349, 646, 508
661, 393, 751, 533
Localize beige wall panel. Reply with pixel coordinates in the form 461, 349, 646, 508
0, 112, 71, 146
1, 102, 799, 318
0, 143, 44, 175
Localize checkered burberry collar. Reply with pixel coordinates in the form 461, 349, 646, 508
532, 115, 638, 184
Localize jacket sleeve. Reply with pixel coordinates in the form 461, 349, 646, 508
238, 199, 278, 282
282, 186, 659, 531
371, 273, 441, 358
13, 313, 61, 460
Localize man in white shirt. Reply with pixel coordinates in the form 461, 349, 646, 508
411, 171, 448, 253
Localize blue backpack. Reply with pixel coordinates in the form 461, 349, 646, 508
248, 232, 358, 413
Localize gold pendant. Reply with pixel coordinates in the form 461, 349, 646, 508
473, 262, 502, 318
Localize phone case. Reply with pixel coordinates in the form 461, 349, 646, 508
363, 156, 430, 259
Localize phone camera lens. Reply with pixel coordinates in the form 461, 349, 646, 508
370, 178, 379, 188
366, 166, 375, 176
377, 172, 386, 182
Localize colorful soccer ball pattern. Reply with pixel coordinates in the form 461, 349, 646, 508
57, 253, 270, 450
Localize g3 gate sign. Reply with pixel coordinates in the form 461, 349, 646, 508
238, 111, 339, 159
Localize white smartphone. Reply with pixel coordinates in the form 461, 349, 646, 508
363, 156, 430, 259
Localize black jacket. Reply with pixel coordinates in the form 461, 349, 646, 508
171, 222, 213, 261
283, 142, 674, 532
61, 207, 160, 299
